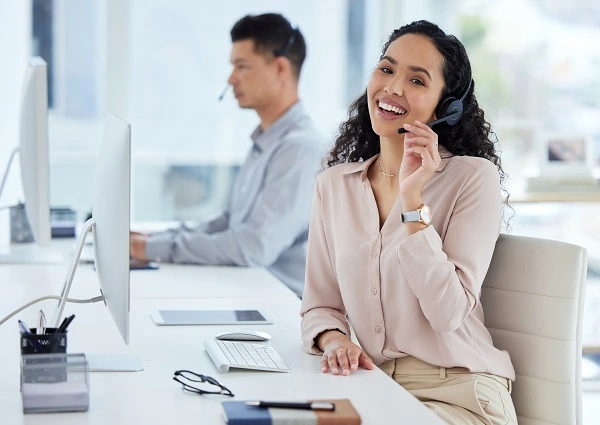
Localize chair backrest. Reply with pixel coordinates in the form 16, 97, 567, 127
481, 234, 587, 425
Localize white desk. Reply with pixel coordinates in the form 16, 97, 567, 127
0, 263, 445, 424
0, 260, 298, 301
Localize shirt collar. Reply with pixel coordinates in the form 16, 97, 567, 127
340, 146, 454, 177
250, 101, 305, 153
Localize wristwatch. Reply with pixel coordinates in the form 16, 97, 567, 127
401, 204, 432, 225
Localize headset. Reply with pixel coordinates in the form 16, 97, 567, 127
398, 78, 473, 134
273, 26, 298, 58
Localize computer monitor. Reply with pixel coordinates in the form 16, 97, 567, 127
0, 57, 58, 263
50, 112, 142, 371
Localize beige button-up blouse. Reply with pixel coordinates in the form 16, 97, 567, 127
300, 151, 515, 380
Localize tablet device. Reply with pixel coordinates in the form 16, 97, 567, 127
150, 310, 272, 325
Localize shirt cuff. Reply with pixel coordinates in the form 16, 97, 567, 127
145, 233, 175, 262
397, 224, 441, 254
302, 319, 350, 355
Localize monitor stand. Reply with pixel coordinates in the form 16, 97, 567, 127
51, 218, 144, 373
86, 354, 144, 372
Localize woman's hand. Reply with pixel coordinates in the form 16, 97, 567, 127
398, 121, 441, 202
316, 330, 375, 376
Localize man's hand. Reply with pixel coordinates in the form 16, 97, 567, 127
130, 232, 149, 260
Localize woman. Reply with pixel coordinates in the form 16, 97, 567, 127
300, 20, 517, 425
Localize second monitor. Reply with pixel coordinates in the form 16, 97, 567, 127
50, 112, 142, 372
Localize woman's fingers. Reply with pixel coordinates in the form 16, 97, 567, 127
405, 146, 436, 169
321, 345, 374, 375
325, 350, 341, 375
358, 352, 375, 370
402, 120, 436, 137
336, 348, 351, 376
347, 346, 361, 371
320, 355, 330, 373
402, 121, 438, 150
405, 140, 439, 159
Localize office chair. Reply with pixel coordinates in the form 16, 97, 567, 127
481, 234, 587, 425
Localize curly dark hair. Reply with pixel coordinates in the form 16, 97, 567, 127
327, 20, 511, 220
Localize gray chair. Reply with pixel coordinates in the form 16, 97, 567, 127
481, 234, 587, 425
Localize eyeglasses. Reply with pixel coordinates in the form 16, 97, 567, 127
172, 370, 234, 397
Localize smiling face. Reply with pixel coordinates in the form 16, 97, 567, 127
367, 33, 446, 140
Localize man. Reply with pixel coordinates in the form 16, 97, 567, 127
131, 14, 324, 298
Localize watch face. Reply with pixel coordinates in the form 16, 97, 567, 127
420, 205, 432, 224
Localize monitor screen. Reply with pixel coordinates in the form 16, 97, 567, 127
52, 112, 132, 346
92, 112, 131, 344
0, 57, 57, 264
19, 57, 51, 246
51, 112, 141, 371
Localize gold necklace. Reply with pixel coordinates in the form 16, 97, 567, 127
377, 159, 397, 177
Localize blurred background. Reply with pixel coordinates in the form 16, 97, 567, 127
1, 0, 600, 336
2, 0, 600, 418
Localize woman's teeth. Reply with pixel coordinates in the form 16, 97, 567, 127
378, 101, 406, 115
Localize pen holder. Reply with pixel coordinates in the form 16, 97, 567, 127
21, 353, 89, 413
20, 329, 68, 383
20, 328, 67, 355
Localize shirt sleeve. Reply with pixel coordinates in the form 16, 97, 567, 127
145, 213, 230, 261
202, 211, 230, 234
300, 175, 351, 354
396, 160, 502, 333
145, 142, 319, 266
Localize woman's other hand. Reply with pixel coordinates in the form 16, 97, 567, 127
316, 330, 375, 376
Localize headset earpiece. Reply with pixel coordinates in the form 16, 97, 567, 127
434, 78, 473, 127
397, 79, 473, 134
436, 97, 464, 126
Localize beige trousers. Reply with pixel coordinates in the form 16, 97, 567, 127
380, 356, 518, 425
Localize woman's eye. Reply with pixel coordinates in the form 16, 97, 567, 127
410, 78, 424, 86
380, 67, 392, 74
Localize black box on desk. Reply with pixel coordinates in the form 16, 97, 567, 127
50, 207, 77, 238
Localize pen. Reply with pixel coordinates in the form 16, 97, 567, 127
18, 320, 43, 353
18, 320, 32, 335
56, 314, 75, 334
245, 401, 336, 411
37, 310, 46, 335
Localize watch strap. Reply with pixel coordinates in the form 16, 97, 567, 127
401, 210, 421, 223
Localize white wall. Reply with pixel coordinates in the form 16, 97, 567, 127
0, 0, 30, 241
0, 0, 30, 201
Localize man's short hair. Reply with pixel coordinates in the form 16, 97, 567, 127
230, 13, 306, 79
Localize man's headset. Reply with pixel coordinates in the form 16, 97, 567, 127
218, 26, 299, 101
273, 27, 298, 58
398, 78, 473, 134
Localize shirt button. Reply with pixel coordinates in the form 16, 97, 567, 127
371, 288, 377, 295
372, 251, 378, 258
375, 326, 382, 333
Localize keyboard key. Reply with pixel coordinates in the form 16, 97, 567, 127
204, 339, 290, 373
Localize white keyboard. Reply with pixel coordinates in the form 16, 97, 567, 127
204, 339, 290, 373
